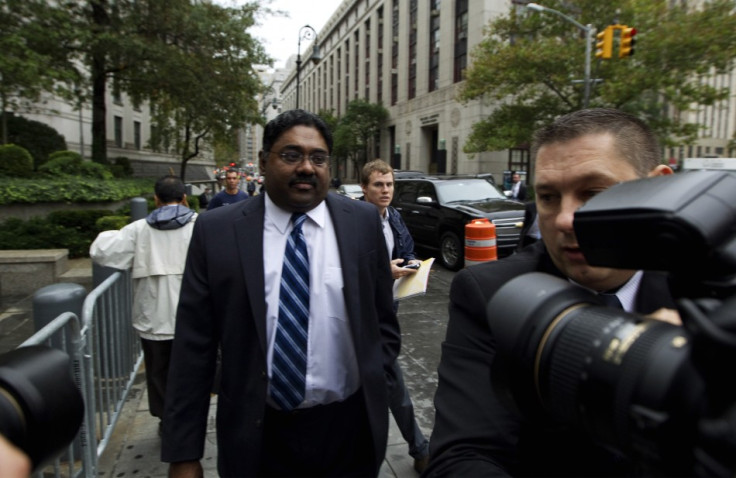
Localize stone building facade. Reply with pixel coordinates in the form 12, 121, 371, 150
278, 0, 735, 183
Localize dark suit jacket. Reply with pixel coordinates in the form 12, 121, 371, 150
426, 241, 677, 477
513, 181, 528, 201
161, 192, 401, 476
515, 201, 538, 252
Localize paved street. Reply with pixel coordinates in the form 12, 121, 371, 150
0, 253, 456, 477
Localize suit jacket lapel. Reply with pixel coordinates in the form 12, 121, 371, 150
326, 195, 362, 339
636, 271, 676, 314
234, 195, 268, 355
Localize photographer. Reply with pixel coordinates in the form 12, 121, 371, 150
426, 109, 676, 476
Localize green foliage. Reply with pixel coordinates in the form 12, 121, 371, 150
0, 177, 154, 205
112, 1, 271, 179
317, 109, 339, 133
5, 115, 67, 169
110, 157, 134, 178
187, 195, 200, 212
0, 144, 34, 178
460, 0, 736, 153
333, 100, 389, 178
0, 0, 83, 145
38, 151, 114, 180
96, 215, 129, 231
47, 209, 110, 233
0, 210, 111, 258
2, 0, 271, 171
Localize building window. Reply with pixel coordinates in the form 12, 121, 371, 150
365, 19, 371, 100
429, 0, 441, 92
454, 0, 468, 83
345, 39, 350, 108
114, 116, 123, 148
508, 148, 530, 178
391, 0, 399, 105
408, 0, 417, 100
377, 6, 384, 104
134, 121, 141, 150
354, 30, 360, 100
337, 48, 342, 115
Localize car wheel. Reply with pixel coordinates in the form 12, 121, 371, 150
440, 231, 463, 271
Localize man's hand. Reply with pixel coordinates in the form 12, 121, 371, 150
391, 258, 420, 280
645, 307, 682, 326
0, 435, 31, 478
168, 461, 203, 478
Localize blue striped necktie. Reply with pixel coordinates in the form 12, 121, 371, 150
271, 213, 310, 410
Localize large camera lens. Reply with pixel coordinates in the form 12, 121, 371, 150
487, 272, 707, 473
0, 345, 85, 469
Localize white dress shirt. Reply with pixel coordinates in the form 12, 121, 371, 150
381, 209, 395, 261
262, 194, 359, 408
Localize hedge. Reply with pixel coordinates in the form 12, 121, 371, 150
0, 211, 120, 258
0, 177, 154, 205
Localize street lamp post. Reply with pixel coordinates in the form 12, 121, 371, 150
525, 3, 594, 108
296, 25, 322, 110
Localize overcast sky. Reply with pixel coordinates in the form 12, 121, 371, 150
218, 0, 345, 70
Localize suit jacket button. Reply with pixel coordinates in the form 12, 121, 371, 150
255, 419, 262, 427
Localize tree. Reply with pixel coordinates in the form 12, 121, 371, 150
333, 99, 389, 179
460, 0, 736, 154
317, 108, 340, 178
122, 1, 270, 180
2, 0, 270, 174
0, 0, 83, 144
85, 0, 270, 174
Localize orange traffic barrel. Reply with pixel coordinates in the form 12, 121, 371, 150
465, 218, 497, 267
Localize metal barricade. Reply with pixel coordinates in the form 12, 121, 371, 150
19, 311, 86, 478
81, 269, 142, 475
16, 268, 141, 478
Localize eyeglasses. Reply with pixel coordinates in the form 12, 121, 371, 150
270, 150, 330, 166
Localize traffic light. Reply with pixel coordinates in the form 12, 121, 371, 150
619, 26, 637, 58
595, 26, 613, 60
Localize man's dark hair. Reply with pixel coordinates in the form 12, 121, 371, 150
154, 175, 186, 203
262, 109, 333, 155
531, 108, 661, 176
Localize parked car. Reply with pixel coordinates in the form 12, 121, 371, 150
392, 176, 526, 270
336, 183, 363, 199
393, 169, 427, 179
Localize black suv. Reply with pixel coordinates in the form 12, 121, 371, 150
392, 176, 526, 270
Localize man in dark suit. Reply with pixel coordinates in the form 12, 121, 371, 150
510, 171, 527, 201
162, 109, 401, 477
426, 108, 677, 477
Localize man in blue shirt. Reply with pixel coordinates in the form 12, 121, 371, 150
207, 170, 248, 210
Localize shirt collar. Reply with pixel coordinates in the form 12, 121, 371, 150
264, 192, 326, 233
571, 270, 643, 313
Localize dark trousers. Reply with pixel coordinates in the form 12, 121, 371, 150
140, 338, 172, 418
259, 390, 375, 477
388, 360, 429, 459
389, 301, 429, 459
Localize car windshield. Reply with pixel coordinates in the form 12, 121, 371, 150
436, 180, 505, 204
342, 185, 362, 193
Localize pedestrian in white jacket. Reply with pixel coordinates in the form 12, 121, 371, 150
90, 175, 196, 431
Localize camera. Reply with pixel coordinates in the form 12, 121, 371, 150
486, 171, 736, 476
0, 345, 85, 470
